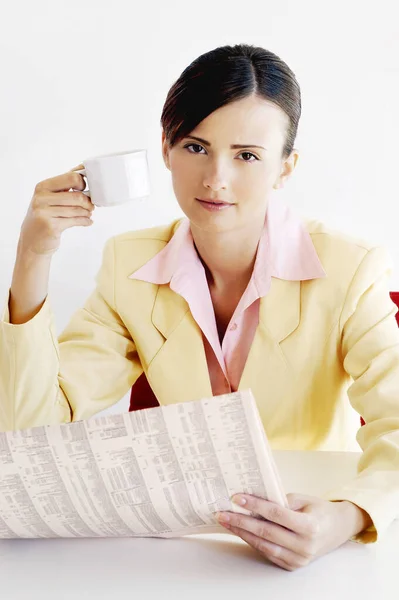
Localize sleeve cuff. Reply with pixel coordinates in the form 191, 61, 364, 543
1, 289, 53, 330
323, 471, 399, 544
325, 496, 377, 543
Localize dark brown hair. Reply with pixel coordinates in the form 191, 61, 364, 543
160, 43, 301, 159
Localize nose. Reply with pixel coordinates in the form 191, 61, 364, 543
202, 161, 228, 192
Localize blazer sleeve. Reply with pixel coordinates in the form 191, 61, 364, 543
323, 245, 399, 543
0, 237, 143, 432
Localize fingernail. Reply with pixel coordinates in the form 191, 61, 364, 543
216, 512, 230, 523
232, 495, 247, 506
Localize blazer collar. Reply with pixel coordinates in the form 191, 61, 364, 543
128, 198, 326, 344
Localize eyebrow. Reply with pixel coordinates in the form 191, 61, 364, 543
184, 135, 267, 151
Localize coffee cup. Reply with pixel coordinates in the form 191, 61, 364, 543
72, 149, 150, 207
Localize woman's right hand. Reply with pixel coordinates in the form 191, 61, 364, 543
19, 165, 95, 256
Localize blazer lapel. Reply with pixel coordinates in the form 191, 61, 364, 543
151, 284, 190, 339
147, 284, 213, 404
148, 277, 301, 408
239, 278, 301, 414
259, 278, 301, 344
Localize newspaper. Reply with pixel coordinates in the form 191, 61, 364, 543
0, 389, 286, 539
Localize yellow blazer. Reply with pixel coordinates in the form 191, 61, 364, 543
1, 217, 399, 542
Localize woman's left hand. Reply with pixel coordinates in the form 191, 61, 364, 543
216, 493, 371, 571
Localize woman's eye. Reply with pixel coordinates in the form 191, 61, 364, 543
184, 143, 205, 154
183, 144, 259, 162
240, 151, 259, 162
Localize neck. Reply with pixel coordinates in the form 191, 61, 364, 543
190, 218, 265, 292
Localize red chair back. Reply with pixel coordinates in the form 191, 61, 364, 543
129, 292, 399, 414
391, 292, 399, 326
129, 372, 159, 412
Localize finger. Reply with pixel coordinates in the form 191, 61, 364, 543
226, 524, 310, 571
217, 512, 310, 558
54, 216, 93, 230
269, 557, 302, 572
231, 495, 317, 537
44, 191, 94, 211
69, 163, 85, 171
50, 205, 93, 218
37, 171, 86, 193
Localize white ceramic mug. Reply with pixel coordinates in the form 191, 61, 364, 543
73, 149, 150, 207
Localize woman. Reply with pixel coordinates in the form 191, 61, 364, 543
1, 43, 399, 571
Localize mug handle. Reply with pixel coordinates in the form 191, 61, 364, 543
71, 168, 90, 196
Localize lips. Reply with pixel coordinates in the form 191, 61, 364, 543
196, 198, 231, 205
195, 198, 234, 212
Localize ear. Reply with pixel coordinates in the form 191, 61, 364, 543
162, 130, 171, 170
273, 149, 299, 190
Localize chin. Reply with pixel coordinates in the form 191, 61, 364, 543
188, 213, 238, 235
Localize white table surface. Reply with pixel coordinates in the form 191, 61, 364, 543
1, 450, 398, 600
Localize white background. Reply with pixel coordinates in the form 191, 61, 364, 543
1, 0, 398, 414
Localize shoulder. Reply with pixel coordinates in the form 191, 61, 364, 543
304, 217, 393, 279
112, 218, 183, 246
101, 218, 184, 274
299, 217, 395, 326
306, 217, 375, 256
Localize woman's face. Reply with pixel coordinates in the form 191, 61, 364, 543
162, 94, 299, 234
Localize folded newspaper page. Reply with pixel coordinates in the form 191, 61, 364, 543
0, 389, 286, 539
